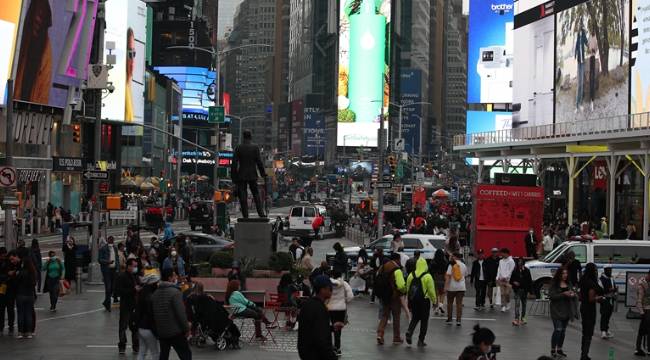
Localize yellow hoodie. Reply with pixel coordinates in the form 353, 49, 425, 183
406, 257, 437, 303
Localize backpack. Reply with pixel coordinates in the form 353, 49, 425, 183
374, 266, 398, 304
408, 272, 427, 307
452, 263, 463, 282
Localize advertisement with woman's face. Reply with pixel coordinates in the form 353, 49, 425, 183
12, 0, 98, 108
0, 0, 23, 106
555, 0, 629, 130
102, 0, 146, 124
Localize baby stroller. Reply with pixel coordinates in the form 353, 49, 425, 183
188, 294, 241, 350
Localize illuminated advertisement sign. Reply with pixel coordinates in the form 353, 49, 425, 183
513, 0, 554, 127
632, 0, 650, 119
303, 107, 325, 159
102, 0, 146, 124
0, 0, 23, 106
468, 0, 514, 104
13, 0, 98, 108
466, 111, 512, 165
155, 66, 217, 122
337, 0, 391, 147
399, 68, 422, 154
555, 0, 629, 128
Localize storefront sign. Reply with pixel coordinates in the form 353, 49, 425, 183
18, 169, 47, 182
53, 157, 85, 172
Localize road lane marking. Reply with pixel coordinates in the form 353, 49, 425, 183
37, 308, 104, 322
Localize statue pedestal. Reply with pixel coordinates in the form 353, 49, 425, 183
234, 218, 272, 265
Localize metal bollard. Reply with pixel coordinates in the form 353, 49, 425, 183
76, 266, 83, 294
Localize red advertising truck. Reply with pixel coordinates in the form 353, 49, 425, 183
472, 184, 544, 257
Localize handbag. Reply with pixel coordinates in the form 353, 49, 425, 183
0, 283, 6, 295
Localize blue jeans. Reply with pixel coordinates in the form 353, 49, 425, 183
16, 295, 35, 334
551, 318, 569, 349
576, 61, 585, 108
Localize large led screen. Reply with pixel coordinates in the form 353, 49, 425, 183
13, 0, 98, 108
555, 0, 629, 128
513, 0, 554, 128
102, 0, 146, 123
399, 68, 422, 154
466, 110, 512, 165
155, 66, 217, 122
0, 1, 23, 106
337, 0, 391, 147
632, 0, 650, 119
467, 0, 514, 104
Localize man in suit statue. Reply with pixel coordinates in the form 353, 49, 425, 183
231, 130, 267, 218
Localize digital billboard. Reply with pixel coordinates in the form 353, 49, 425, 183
103, 0, 146, 123
555, 0, 629, 128
0, 0, 23, 106
513, 0, 554, 128
467, 0, 514, 104
155, 67, 216, 122
632, 0, 650, 118
399, 68, 422, 154
337, 0, 391, 147
466, 110, 512, 165
13, 0, 98, 108
303, 106, 326, 159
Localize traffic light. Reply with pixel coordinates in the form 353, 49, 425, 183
72, 124, 81, 143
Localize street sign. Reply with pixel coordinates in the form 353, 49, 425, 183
0, 166, 17, 188
110, 210, 137, 220
208, 106, 225, 124
371, 181, 393, 189
394, 138, 405, 151
83, 171, 109, 180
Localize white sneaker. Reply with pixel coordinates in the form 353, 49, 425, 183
501, 306, 507, 312
606, 331, 614, 338
601, 331, 607, 339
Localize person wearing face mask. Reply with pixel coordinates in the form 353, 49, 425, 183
162, 248, 186, 278
115, 258, 140, 355
42, 251, 63, 312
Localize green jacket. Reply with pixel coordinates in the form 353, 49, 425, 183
229, 290, 255, 314
406, 258, 437, 303
44, 258, 63, 279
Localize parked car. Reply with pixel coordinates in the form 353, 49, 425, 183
325, 234, 445, 269
526, 239, 650, 297
169, 231, 233, 263
188, 201, 214, 231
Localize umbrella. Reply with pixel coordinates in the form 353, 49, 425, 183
140, 182, 155, 190
134, 175, 145, 186
432, 189, 450, 198
121, 178, 137, 187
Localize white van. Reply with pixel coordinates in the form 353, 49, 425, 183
288, 205, 321, 236
526, 240, 650, 295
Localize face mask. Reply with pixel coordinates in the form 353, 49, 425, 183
131, 267, 138, 274
50, 256, 56, 260
171, 251, 177, 257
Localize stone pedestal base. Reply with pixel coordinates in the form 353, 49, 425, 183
234, 218, 272, 265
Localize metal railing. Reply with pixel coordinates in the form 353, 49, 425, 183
454, 112, 650, 148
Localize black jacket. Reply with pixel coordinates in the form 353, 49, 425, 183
470, 259, 488, 284
332, 250, 348, 275
231, 141, 265, 182
14, 262, 36, 297
483, 257, 499, 283
115, 271, 138, 309
510, 267, 533, 293
297, 296, 337, 360
135, 284, 157, 331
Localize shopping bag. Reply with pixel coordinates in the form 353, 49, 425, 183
349, 275, 365, 292
494, 285, 501, 306
59, 279, 70, 296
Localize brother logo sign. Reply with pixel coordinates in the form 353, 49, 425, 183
491, 3, 513, 14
